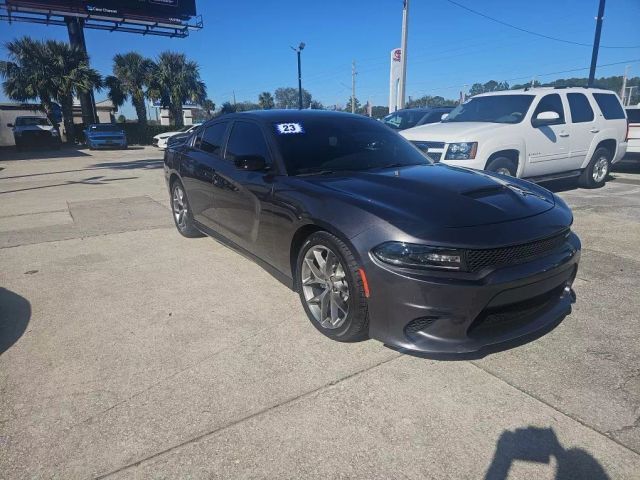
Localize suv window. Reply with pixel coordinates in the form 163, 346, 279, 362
627, 109, 640, 124
567, 93, 594, 123
225, 122, 271, 163
532, 94, 565, 125
593, 93, 625, 120
198, 122, 228, 155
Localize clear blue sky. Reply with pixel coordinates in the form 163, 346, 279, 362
1, 0, 639, 116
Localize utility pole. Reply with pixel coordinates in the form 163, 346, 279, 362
588, 0, 606, 87
351, 60, 357, 114
291, 42, 306, 109
398, 0, 409, 109
620, 65, 630, 104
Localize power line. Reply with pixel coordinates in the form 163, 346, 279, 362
444, 0, 640, 49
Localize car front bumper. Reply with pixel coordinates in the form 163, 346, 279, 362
362, 232, 580, 355
155, 137, 168, 149
88, 138, 127, 149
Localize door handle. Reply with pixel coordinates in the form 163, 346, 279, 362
590, 128, 600, 133
559, 132, 570, 137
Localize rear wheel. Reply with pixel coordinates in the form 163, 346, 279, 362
171, 180, 204, 238
579, 147, 610, 188
296, 231, 369, 342
486, 156, 517, 176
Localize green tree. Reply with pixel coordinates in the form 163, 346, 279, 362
148, 51, 206, 127
201, 98, 216, 118
345, 96, 361, 113
274, 87, 312, 109
105, 52, 155, 126
117, 114, 126, 123
258, 91, 275, 109
0, 37, 102, 144
309, 100, 324, 110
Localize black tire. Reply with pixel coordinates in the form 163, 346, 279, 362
170, 179, 204, 238
486, 156, 517, 176
579, 147, 610, 189
296, 231, 369, 342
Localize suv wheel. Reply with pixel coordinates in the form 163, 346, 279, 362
579, 147, 610, 188
171, 180, 204, 238
296, 231, 369, 342
486, 156, 516, 176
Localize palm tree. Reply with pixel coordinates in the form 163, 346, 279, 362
148, 51, 206, 127
105, 52, 155, 126
201, 98, 215, 119
46, 40, 102, 144
258, 91, 275, 110
0, 37, 101, 144
0, 37, 58, 125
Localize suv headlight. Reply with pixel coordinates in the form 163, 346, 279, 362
373, 242, 464, 270
445, 142, 477, 160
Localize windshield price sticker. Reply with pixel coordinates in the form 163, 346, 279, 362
275, 123, 305, 134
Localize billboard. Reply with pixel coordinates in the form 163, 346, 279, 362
389, 48, 402, 113
6, 0, 197, 23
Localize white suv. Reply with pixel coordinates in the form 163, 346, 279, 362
401, 87, 628, 188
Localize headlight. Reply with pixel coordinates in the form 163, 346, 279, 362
51, 130, 59, 136
373, 242, 464, 270
445, 142, 477, 160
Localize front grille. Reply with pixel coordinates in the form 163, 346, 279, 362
404, 316, 438, 341
465, 230, 569, 272
425, 152, 442, 163
467, 284, 566, 338
23, 130, 51, 138
412, 141, 445, 150
96, 136, 122, 141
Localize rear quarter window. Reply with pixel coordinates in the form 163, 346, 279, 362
593, 93, 626, 120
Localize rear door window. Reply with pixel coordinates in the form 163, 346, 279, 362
593, 93, 626, 120
626, 109, 640, 124
567, 93, 594, 123
532, 94, 565, 125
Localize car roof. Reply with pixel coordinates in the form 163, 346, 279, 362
476, 87, 615, 98
216, 109, 378, 124
391, 107, 453, 113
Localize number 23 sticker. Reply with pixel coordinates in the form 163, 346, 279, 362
275, 123, 304, 134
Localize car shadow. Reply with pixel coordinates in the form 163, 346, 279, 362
89, 159, 164, 170
0, 146, 90, 161
0, 287, 31, 356
484, 426, 610, 480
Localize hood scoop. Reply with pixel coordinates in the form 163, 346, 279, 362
461, 185, 507, 199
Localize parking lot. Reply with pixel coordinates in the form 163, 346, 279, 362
1, 146, 639, 479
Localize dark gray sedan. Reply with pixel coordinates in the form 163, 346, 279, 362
164, 110, 580, 355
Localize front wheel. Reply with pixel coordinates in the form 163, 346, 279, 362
486, 156, 517, 176
579, 147, 610, 188
171, 180, 204, 238
296, 231, 369, 342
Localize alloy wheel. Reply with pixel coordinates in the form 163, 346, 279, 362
301, 245, 350, 329
592, 156, 609, 183
495, 167, 513, 176
172, 185, 188, 230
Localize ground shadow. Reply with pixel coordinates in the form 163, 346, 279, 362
0, 146, 90, 161
89, 159, 163, 170
0, 175, 138, 195
612, 157, 640, 175
0, 287, 31, 355
484, 426, 610, 480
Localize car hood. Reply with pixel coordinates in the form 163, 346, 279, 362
16, 125, 55, 132
301, 164, 555, 228
400, 121, 513, 142
154, 131, 181, 140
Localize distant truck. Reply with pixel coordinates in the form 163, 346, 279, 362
7, 116, 61, 150
401, 87, 628, 188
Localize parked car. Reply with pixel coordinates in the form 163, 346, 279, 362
84, 124, 127, 150
164, 110, 580, 355
625, 106, 640, 157
7, 116, 61, 150
153, 123, 202, 149
382, 107, 454, 130
401, 87, 628, 188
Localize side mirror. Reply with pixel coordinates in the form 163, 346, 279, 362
532, 111, 560, 127
7, 123, 14, 128
440, 113, 449, 121
234, 155, 268, 171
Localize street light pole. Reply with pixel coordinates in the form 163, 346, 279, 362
292, 42, 306, 109
398, 0, 409, 109
588, 0, 606, 88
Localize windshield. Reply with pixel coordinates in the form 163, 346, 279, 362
89, 124, 122, 132
382, 110, 425, 130
444, 95, 535, 124
274, 116, 430, 176
16, 117, 50, 127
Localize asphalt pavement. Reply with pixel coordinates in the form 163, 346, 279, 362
0, 146, 639, 479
